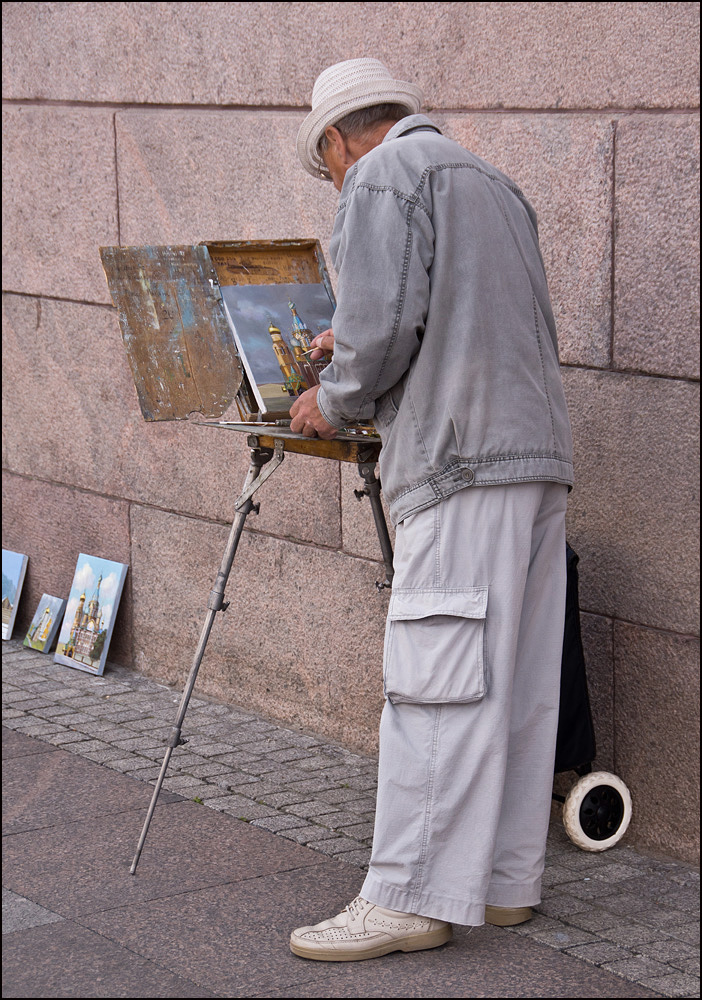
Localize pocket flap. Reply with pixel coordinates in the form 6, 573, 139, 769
388, 587, 488, 622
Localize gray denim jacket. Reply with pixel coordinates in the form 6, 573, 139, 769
316, 115, 574, 525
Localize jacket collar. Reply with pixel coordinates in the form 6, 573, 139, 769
382, 114, 442, 143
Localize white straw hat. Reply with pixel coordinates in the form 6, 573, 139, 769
297, 58, 423, 180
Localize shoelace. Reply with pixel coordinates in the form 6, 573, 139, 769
344, 896, 368, 919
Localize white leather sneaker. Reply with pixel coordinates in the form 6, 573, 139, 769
484, 904, 533, 926
290, 896, 452, 962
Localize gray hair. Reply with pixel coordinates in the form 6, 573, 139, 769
316, 102, 410, 158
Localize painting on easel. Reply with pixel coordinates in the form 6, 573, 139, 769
220, 282, 334, 417
54, 554, 128, 675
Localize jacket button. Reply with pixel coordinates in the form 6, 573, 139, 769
461, 469, 475, 485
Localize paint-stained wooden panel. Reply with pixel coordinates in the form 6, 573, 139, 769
100, 244, 243, 421
205, 239, 331, 290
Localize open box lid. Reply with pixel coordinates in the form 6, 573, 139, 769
100, 239, 334, 422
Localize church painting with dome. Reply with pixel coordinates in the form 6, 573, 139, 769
219, 281, 335, 416
55, 553, 128, 675
24, 593, 66, 652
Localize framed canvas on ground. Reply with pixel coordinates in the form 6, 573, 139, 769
2, 550, 29, 641
54, 554, 128, 676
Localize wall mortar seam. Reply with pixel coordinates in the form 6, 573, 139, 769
1, 470, 386, 566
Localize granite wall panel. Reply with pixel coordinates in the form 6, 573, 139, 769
1, 472, 132, 664
1, 106, 118, 303
3, 3, 698, 109
444, 114, 614, 367
129, 504, 389, 751
564, 369, 699, 635
614, 115, 700, 378
115, 110, 339, 260
614, 621, 700, 862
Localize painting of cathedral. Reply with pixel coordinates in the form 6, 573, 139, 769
24, 594, 67, 653
54, 554, 128, 675
220, 282, 335, 416
2, 549, 28, 641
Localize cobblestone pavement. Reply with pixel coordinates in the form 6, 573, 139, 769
2, 640, 699, 998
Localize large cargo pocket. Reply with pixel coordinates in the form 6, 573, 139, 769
383, 588, 488, 704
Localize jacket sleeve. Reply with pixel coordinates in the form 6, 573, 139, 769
316, 174, 435, 428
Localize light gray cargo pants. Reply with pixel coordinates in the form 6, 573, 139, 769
360, 481, 568, 926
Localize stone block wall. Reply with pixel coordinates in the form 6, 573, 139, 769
2, 3, 699, 861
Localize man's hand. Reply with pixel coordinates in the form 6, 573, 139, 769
290, 385, 338, 439
309, 328, 335, 360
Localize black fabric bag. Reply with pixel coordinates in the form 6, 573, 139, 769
555, 544, 597, 773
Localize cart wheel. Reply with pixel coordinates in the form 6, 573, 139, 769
563, 771, 632, 852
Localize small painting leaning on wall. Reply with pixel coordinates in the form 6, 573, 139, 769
54, 554, 128, 675
2, 549, 29, 641
24, 594, 67, 653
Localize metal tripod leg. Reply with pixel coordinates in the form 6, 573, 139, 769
130, 439, 284, 874
355, 460, 394, 590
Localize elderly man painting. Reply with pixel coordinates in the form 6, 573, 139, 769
288, 59, 573, 962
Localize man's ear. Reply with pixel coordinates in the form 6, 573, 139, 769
324, 125, 353, 165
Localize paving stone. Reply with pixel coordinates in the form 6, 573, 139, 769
562, 879, 627, 902
603, 923, 670, 948
639, 906, 699, 930
307, 836, 367, 857
247, 813, 308, 834
636, 939, 701, 975
638, 973, 701, 998
50, 713, 99, 726
194, 783, 232, 799
32, 706, 79, 719
188, 742, 239, 757
665, 922, 701, 947
562, 906, 625, 933
124, 765, 163, 781
283, 800, 339, 820
604, 956, 679, 979
10, 722, 67, 736
2, 888, 64, 934
236, 759, 287, 776
43, 731, 90, 746
3, 689, 53, 704
102, 755, 149, 772
313, 810, 372, 832
255, 789, 310, 809
214, 774, 260, 791
341, 774, 379, 791
537, 893, 591, 919
214, 797, 278, 822
566, 941, 637, 965
530, 925, 600, 950
339, 822, 375, 842
334, 848, 373, 868
282, 777, 336, 794
123, 716, 168, 732
6, 698, 56, 711
82, 747, 132, 763
161, 775, 211, 793
313, 786, 375, 806
266, 747, 313, 763
276, 825, 340, 845
181, 762, 235, 779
